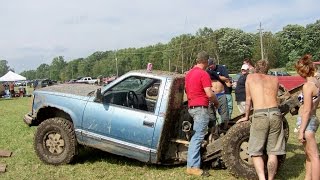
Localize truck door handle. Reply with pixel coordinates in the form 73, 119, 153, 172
143, 121, 154, 128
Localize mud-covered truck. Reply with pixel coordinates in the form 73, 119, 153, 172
23, 70, 302, 179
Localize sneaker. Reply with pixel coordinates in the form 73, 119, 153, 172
186, 168, 210, 177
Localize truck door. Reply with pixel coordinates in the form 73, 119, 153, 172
81, 76, 161, 162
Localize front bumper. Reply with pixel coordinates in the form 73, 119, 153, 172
23, 113, 34, 126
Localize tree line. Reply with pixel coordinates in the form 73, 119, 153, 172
1, 20, 319, 80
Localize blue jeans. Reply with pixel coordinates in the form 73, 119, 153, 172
187, 107, 210, 168
226, 94, 233, 119
217, 93, 229, 125
297, 115, 320, 133
209, 93, 229, 125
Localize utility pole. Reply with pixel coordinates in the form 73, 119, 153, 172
258, 22, 264, 60
181, 43, 184, 73
115, 51, 119, 77
180, 39, 184, 73
180, 16, 188, 73
71, 65, 74, 79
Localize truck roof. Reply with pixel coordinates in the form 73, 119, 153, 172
37, 83, 99, 96
278, 76, 305, 91
128, 70, 185, 79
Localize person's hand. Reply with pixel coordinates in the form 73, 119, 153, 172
298, 131, 306, 144
237, 117, 248, 123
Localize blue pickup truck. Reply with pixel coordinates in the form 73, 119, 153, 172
23, 70, 297, 179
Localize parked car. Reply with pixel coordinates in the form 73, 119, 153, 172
15, 80, 27, 86
23, 70, 298, 179
40, 79, 53, 87
66, 79, 77, 84
76, 77, 97, 84
268, 71, 290, 76
34, 79, 56, 89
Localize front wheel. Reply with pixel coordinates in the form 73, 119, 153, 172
34, 117, 78, 165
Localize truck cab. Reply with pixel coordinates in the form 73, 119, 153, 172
24, 70, 187, 165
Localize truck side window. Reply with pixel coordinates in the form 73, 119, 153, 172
104, 76, 161, 112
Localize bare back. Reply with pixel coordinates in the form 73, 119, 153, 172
246, 73, 279, 109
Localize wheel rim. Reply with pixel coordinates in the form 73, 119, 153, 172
44, 132, 65, 154
239, 140, 253, 165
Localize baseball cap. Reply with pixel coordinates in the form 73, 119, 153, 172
241, 64, 249, 70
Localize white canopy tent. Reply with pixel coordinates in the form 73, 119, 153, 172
0, 71, 27, 96
0, 71, 26, 82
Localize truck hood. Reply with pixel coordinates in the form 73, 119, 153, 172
38, 84, 100, 96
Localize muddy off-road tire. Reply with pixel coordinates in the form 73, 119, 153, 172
34, 117, 78, 165
221, 120, 289, 179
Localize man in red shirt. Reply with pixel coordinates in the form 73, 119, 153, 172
185, 51, 218, 176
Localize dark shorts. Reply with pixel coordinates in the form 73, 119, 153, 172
248, 107, 286, 156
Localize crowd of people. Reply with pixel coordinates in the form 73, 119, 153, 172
184, 51, 319, 179
0, 82, 26, 98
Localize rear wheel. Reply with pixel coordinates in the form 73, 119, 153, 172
221, 121, 256, 179
34, 117, 78, 165
221, 119, 288, 179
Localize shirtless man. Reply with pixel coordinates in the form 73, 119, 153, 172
237, 60, 285, 180
207, 58, 230, 129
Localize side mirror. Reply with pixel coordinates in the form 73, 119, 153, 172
94, 88, 102, 102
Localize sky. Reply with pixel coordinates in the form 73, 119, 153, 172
1, 0, 319, 73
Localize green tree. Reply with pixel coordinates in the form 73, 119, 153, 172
276, 24, 305, 66
285, 50, 300, 71
215, 28, 254, 73
36, 63, 50, 79
302, 20, 320, 60
251, 32, 281, 68
0, 60, 11, 76
20, 70, 37, 80
50, 56, 67, 80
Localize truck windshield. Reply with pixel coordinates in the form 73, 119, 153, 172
112, 76, 152, 91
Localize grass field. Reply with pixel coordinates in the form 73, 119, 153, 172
0, 94, 319, 180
